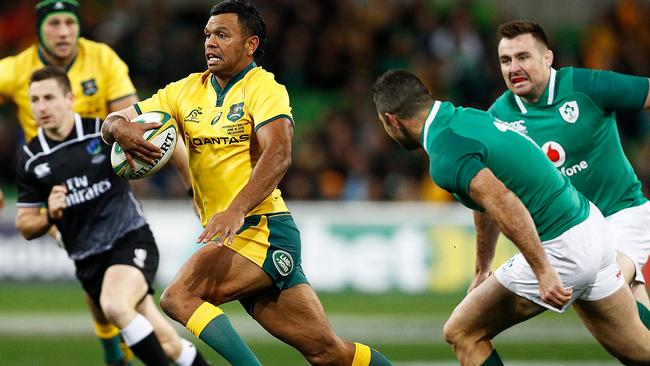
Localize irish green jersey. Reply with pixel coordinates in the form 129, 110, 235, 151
423, 100, 589, 241
489, 67, 648, 217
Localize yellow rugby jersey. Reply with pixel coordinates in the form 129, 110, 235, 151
0, 37, 136, 141
135, 62, 292, 226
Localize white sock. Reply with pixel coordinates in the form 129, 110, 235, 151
120, 314, 154, 346
175, 338, 198, 366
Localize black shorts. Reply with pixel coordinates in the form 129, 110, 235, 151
74, 225, 159, 307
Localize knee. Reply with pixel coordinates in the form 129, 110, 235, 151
99, 297, 131, 326
300, 332, 344, 366
159, 287, 180, 320
443, 316, 468, 349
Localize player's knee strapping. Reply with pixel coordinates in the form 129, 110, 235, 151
186, 302, 261, 366
352, 343, 393, 366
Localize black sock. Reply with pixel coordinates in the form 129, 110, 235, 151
128, 332, 169, 365
121, 314, 169, 365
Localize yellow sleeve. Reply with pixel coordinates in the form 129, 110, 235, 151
135, 79, 184, 122
247, 71, 293, 131
101, 45, 137, 103
0, 56, 17, 104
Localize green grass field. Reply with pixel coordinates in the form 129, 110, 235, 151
0, 281, 615, 365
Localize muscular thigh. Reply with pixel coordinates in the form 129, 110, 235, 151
170, 243, 274, 305
447, 276, 546, 340
573, 286, 650, 362
249, 284, 343, 352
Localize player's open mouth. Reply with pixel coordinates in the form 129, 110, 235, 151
206, 53, 222, 65
511, 76, 527, 84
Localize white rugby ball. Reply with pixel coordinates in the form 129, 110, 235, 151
110, 111, 178, 180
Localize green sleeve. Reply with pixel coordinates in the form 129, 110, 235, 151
428, 129, 487, 203
573, 67, 648, 111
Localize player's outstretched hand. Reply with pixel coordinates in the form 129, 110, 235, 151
47, 184, 68, 220
197, 208, 245, 246
538, 268, 572, 310
109, 115, 163, 169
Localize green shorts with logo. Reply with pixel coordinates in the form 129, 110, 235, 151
227, 211, 308, 291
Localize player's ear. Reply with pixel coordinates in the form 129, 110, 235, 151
544, 49, 554, 68
246, 35, 259, 57
385, 112, 401, 128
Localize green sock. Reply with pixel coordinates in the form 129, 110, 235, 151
370, 348, 393, 365
94, 323, 127, 364
353, 343, 393, 365
98, 336, 125, 364
187, 302, 261, 366
481, 349, 504, 366
636, 301, 650, 330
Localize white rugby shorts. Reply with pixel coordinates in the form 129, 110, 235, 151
494, 202, 625, 313
605, 201, 650, 283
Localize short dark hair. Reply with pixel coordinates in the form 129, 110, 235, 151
210, 0, 267, 58
30, 66, 72, 94
497, 20, 550, 48
371, 70, 433, 120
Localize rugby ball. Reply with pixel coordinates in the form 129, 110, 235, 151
110, 111, 178, 180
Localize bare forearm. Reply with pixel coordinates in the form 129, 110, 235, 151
486, 191, 550, 276
473, 211, 500, 274
101, 106, 138, 145
16, 212, 51, 240
229, 147, 290, 216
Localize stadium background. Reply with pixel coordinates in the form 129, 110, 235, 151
0, 0, 649, 364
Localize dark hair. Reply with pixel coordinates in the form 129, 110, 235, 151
30, 66, 72, 94
497, 20, 550, 48
210, 0, 267, 58
371, 70, 432, 120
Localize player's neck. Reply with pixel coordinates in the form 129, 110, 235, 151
44, 114, 75, 142
39, 45, 78, 69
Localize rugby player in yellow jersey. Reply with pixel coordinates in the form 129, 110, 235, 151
0, 1, 189, 364
102, 1, 393, 365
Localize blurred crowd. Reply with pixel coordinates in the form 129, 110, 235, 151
1, 0, 650, 201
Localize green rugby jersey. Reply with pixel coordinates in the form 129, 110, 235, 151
422, 101, 589, 241
489, 67, 648, 217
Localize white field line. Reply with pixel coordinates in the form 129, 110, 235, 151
0, 313, 595, 345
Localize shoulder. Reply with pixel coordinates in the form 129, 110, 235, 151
0, 43, 38, 68
78, 38, 122, 62
488, 90, 515, 114
17, 138, 44, 171
245, 66, 284, 88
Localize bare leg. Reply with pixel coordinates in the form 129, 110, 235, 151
251, 284, 355, 366
617, 252, 650, 307
573, 286, 650, 365
443, 276, 546, 366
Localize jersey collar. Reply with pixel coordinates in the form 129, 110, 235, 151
37, 43, 79, 72
37, 113, 82, 151
210, 61, 257, 107
421, 100, 442, 155
513, 67, 557, 114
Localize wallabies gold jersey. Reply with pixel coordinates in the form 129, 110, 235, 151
135, 62, 292, 226
0, 38, 137, 141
